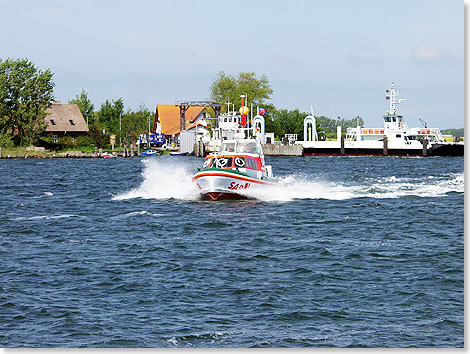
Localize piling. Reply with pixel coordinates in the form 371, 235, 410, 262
131, 145, 134, 157
0, 147, 2, 158
199, 140, 204, 157
99, 148, 103, 157
340, 136, 345, 155
383, 136, 388, 156
422, 139, 428, 157
137, 144, 140, 156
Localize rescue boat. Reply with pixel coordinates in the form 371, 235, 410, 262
192, 137, 276, 201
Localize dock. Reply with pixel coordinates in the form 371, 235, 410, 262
261, 143, 303, 156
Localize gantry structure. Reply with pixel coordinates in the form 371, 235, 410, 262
175, 101, 222, 132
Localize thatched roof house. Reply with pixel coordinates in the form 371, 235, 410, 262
45, 102, 89, 137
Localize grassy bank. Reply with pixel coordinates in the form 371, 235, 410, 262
0, 146, 176, 158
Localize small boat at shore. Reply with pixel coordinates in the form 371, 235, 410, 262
192, 137, 276, 200
140, 149, 158, 156
102, 152, 117, 158
169, 151, 189, 156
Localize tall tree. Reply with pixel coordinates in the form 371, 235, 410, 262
96, 98, 124, 135
0, 58, 55, 146
271, 109, 306, 138
121, 104, 153, 145
69, 89, 95, 125
209, 71, 273, 111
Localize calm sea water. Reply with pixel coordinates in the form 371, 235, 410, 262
0, 155, 464, 347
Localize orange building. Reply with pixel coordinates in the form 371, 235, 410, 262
152, 104, 211, 144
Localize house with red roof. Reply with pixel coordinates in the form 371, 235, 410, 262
152, 104, 212, 145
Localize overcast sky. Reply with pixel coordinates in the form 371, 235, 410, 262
1, 0, 464, 128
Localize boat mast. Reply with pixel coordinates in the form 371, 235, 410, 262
386, 82, 406, 115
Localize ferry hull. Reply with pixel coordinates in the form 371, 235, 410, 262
192, 170, 275, 200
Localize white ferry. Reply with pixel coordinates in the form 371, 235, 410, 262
302, 82, 463, 156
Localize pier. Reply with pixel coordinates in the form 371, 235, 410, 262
261, 143, 303, 156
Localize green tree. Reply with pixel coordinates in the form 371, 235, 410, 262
0, 128, 13, 148
0, 58, 55, 146
69, 89, 95, 125
96, 98, 124, 135
441, 128, 464, 137
271, 109, 306, 139
340, 116, 364, 129
316, 116, 338, 134
121, 104, 153, 145
209, 71, 273, 111
88, 121, 108, 149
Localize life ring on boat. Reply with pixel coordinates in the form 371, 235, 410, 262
202, 159, 211, 169
235, 157, 245, 167
214, 157, 228, 168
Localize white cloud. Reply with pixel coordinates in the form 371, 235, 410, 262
410, 44, 460, 65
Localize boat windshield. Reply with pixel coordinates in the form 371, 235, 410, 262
221, 142, 235, 152
236, 141, 258, 154
220, 140, 262, 155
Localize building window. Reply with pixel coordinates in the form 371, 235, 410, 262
69, 120, 75, 125
50, 119, 56, 125
52, 135, 58, 143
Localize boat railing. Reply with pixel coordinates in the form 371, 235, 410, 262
420, 128, 444, 142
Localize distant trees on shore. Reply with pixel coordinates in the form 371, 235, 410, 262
441, 128, 464, 138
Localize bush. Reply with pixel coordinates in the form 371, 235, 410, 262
88, 122, 109, 148
57, 136, 76, 147
75, 135, 95, 147
0, 130, 14, 148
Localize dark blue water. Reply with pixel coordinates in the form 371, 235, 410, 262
0, 156, 464, 347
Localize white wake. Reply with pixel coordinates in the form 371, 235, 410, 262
113, 159, 200, 201
113, 159, 464, 202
